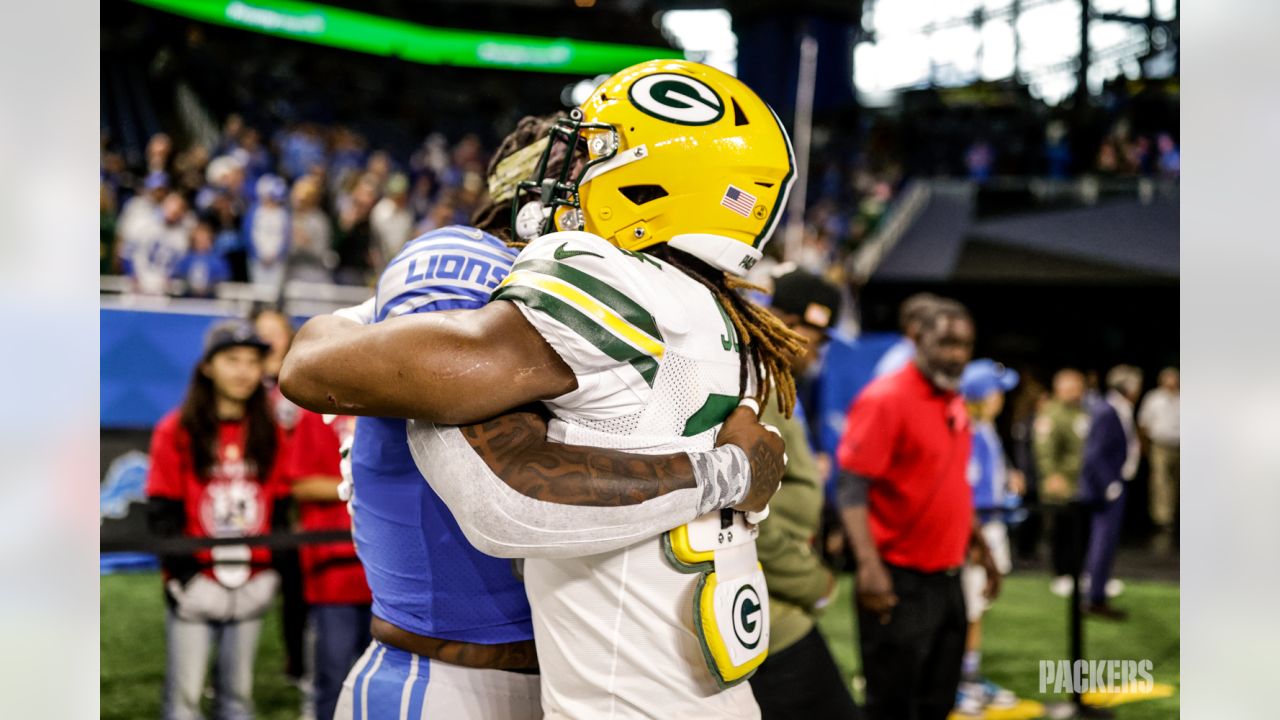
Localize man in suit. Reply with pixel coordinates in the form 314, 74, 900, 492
1079, 364, 1143, 620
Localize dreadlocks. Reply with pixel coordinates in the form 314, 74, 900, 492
652, 246, 808, 418
471, 113, 581, 246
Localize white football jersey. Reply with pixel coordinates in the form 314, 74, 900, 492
492, 230, 760, 719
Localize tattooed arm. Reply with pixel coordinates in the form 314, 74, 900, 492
459, 404, 781, 512
404, 405, 784, 559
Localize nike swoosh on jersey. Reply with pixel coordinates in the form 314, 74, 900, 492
553, 242, 605, 261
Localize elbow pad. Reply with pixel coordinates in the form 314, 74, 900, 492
405, 421, 750, 559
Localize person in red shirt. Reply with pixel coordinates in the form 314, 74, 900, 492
146, 319, 290, 720
835, 300, 1001, 720
284, 411, 371, 720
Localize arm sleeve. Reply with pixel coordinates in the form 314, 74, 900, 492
405, 421, 748, 559
835, 391, 897, 480
836, 470, 871, 509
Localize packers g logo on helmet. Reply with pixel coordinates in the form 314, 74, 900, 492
511, 60, 795, 276
628, 73, 725, 126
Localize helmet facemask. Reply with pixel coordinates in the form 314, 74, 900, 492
509, 109, 617, 242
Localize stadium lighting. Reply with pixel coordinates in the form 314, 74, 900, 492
131, 0, 679, 74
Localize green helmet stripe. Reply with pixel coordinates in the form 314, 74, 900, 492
754, 104, 796, 249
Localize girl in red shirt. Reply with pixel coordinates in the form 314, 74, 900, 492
146, 320, 290, 720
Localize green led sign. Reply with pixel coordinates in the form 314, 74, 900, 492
132, 0, 680, 74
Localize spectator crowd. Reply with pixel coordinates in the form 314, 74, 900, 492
102, 96, 1179, 303
102, 116, 496, 297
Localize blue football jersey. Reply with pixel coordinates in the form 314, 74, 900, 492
967, 420, 1006, 511
350, 226, 532, 643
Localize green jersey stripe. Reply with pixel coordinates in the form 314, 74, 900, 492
508, 259, 663, 342
682, 393, 741, 437
493, 284, 660, 386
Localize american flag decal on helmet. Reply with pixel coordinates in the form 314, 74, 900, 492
720, 185, 757, 217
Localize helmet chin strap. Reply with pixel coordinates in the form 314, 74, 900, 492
668, 233, 765, 277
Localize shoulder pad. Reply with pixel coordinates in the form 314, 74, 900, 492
496, 231, 667, 388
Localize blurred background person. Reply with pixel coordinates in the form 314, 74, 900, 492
751, 270, 861, 719
116, 170, 169, 270
1139, 367, 1180, 541
252, 308, 311, 699
836, 301, 1001, 720
370, 172, 414, 270
146, 132, 175, 174
286, 175, 336, 284
334, 174, 379, 286
1007, 376, 1048, 560
955, 360, 1024, 717
286, 412, 369, 720
171, 215, 231, 299
128, 191, 195, 296
245, 174, 291, 291
145, 320, 289, 719
1034, 368, 1089, 596
1080, 365, 1144, 620
872, 292, 939, 378
101, 178, 119, 274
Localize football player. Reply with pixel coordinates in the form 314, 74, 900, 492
303, 114, 786, 720
283, 61, 803, 718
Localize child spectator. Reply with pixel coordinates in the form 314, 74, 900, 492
145, 320, 291, 719
172, 216, 232, 298
956, 359, 1025, 716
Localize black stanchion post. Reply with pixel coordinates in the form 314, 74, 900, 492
1069, 501, 1086, 709
1043, 502, 1113, 720
1069, 501, 1113, 719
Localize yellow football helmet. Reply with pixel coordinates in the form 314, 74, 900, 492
512, 60, 795, 276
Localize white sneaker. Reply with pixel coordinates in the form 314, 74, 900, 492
1050, 575, 1073, 597
981, 679, 1019, 709
955, 682, 986, 717
1105, 578, 1125, 598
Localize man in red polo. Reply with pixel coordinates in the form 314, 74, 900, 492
837, 300, 1001, 720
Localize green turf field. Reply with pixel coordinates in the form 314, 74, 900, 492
102, 571, 1178, 719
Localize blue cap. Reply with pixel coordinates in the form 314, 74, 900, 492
144, 171, 169, 191
255, 174, 288, 202
960, 359, 1020, 401
202, 319, 270, 361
